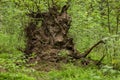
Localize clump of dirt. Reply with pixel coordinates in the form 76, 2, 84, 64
22, 2, 105, 71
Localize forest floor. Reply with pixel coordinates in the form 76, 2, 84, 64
0, 51, 120, 80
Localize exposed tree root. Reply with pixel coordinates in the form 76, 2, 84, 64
20, 1, 106, 69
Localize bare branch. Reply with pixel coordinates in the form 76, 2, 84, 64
96, 54, 106, 65
81, 40, 104, 58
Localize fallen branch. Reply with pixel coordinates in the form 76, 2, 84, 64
81, 40, 105, 58
69, 39, 105, 59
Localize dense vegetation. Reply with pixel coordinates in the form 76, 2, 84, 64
0, 0, 120, 80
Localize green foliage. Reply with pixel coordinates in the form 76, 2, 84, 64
48, 64, 120, 80
58, 50, 69, 57
0, 73, 35, 80
0, 52, 35, 80
68, 0, 120, 65
0, 0, 120, 80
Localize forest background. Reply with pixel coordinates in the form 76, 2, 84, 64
0, 0, 120, 80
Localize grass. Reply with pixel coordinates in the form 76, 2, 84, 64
0, 51, 120, 80
48, 64, 120, 80
0, 73, 35, 80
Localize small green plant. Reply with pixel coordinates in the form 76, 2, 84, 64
58, 50, 69, 57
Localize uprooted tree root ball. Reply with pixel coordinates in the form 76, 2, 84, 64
22, 2, 105, 70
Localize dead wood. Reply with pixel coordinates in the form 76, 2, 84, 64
22, 2, 105, 68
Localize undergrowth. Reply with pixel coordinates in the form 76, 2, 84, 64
0, 0, 120, 80
0, 51, 120, 80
